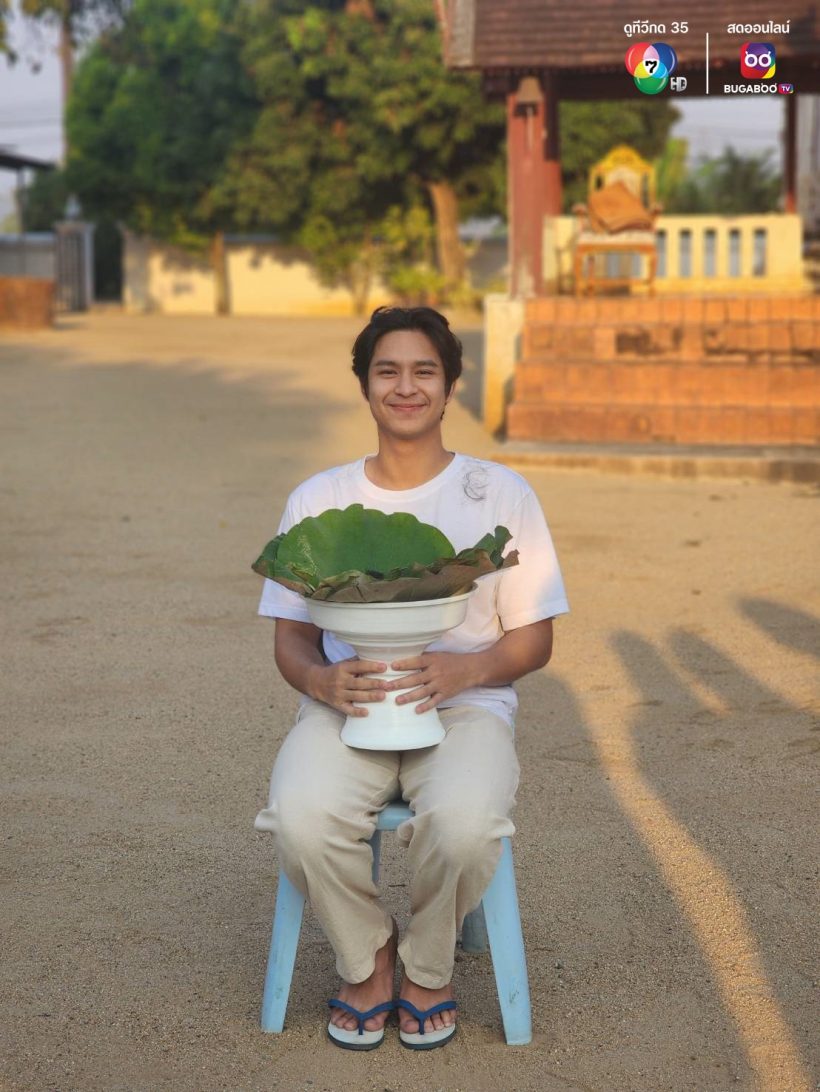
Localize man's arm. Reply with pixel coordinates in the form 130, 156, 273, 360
468, 617, 553, 684
385, 617, 554, 714
274, 618, 389, 717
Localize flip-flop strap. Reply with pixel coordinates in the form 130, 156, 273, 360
395, 998, 458, 1034
327, 998, 395, 1035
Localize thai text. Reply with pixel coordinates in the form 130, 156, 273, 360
727, 21, 790, 34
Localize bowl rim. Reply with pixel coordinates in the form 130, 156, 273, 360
306, 584, 477, 611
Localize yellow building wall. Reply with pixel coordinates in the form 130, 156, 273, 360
546, 213, 811, 295
122, 233, 393, 316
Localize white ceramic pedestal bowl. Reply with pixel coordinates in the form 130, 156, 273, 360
306, 586, 475, 750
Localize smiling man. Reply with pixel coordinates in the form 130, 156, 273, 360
254, 306, 569, 1050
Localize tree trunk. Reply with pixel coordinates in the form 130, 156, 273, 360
427, 180, 465, 291
349, 250, 372, 316
59, 10, 73, 162
210, 231, 230, 315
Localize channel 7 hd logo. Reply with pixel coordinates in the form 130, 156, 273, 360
625, 42, 685, 93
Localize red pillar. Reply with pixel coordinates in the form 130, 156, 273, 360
507, 70, 562, 297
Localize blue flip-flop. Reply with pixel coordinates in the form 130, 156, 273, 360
326, 999, 395, 1050
396, 999, 458, 1050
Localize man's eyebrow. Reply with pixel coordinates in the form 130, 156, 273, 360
372, 358, 441, 367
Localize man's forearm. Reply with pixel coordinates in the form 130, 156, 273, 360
467, 620, 553, 688
274, 630, 325, 700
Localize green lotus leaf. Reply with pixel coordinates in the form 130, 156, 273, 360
252, 506, 519, 603
252, 504, 454, 590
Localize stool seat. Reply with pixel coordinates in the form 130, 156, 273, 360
259, 798, 532, 1045
375, 800, 415, 830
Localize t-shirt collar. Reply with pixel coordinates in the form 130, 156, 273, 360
356, 451, 463, 501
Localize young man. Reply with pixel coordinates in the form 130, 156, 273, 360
255, 306, 569, 1050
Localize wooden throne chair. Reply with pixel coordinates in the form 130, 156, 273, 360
572, 144, 662, 296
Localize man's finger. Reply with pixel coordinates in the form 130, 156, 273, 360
341, 702, 368, 717
390, 657, 424, 671
349, 675, 388, 691
395, 686, 429, 705
415, 694, 442, 714
348, 660, 387, 674
385, 672, 424, 692
347, 688, 385, 701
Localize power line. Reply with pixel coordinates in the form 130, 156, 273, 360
0, 120, 62, 130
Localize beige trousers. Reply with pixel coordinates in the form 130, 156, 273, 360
255, 698, 520, 989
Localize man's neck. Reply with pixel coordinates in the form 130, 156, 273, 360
365, 439, 455, 491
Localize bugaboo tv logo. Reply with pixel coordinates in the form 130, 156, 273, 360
625, 42, 678, 94
740, 42, 776, 78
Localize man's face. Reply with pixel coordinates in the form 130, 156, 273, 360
363, 329, 455, 440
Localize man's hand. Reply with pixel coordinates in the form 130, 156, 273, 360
309, 657, 389, 718
383, 652, 479, 715
383, 620, 554, 715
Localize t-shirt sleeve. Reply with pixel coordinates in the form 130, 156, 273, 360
496, 489, 569, 631
257, 492, 312, 623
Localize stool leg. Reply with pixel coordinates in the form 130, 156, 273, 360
461, 904, 489, 953
261, 869, 306, 1032
481, 837, 532, 1045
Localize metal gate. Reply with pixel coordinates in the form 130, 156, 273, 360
55, 222, 94, 311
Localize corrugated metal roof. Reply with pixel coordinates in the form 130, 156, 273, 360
0, 149, 56, 172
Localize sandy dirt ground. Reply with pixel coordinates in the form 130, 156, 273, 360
1, 312, 817, 1092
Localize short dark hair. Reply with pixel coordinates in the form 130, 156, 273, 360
351, 306, 463, 396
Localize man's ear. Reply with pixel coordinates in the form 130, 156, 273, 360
445, 378, 458, 404
360, 384, 369, 401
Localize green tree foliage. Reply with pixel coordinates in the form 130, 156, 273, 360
212, 0, 506, 302
18, 167, 69, 230
57, 0, 684, 310
66, 0, 256, 249
2, 1, 129, 64
653, 137, 689, 209
662, 146, 782, 214
559, 100, 680, 212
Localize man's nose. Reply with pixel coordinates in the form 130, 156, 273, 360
395, 370, 417, 394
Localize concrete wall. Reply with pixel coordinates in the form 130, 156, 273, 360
483, 294, 524, 435
0, 234, 56, 280
508, 295, 820, 446
122, 233, 395, 316
545, 213, 810, 295
122, 231, 509, 316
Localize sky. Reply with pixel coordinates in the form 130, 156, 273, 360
0, 3, 786, 227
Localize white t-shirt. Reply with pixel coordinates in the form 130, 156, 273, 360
259, 452, 569, 725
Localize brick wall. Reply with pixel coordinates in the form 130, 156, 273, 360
508, 296, 820, 446
0, 277, 54, 329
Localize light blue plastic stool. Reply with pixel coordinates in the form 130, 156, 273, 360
260, 800, 532, 1045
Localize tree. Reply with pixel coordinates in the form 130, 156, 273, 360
654, 136, 689, 210
558, 99, 680, 212
214, 0, 506, 302
3, 2, 130, 157
662, 146, 782, 214
65, 0, 257, 309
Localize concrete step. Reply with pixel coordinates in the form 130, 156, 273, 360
491, 442, 820, 484
513, 359, 820, 407
507, 401, 819, 446
523, 320, 820, 361
524, 295, 820, 327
